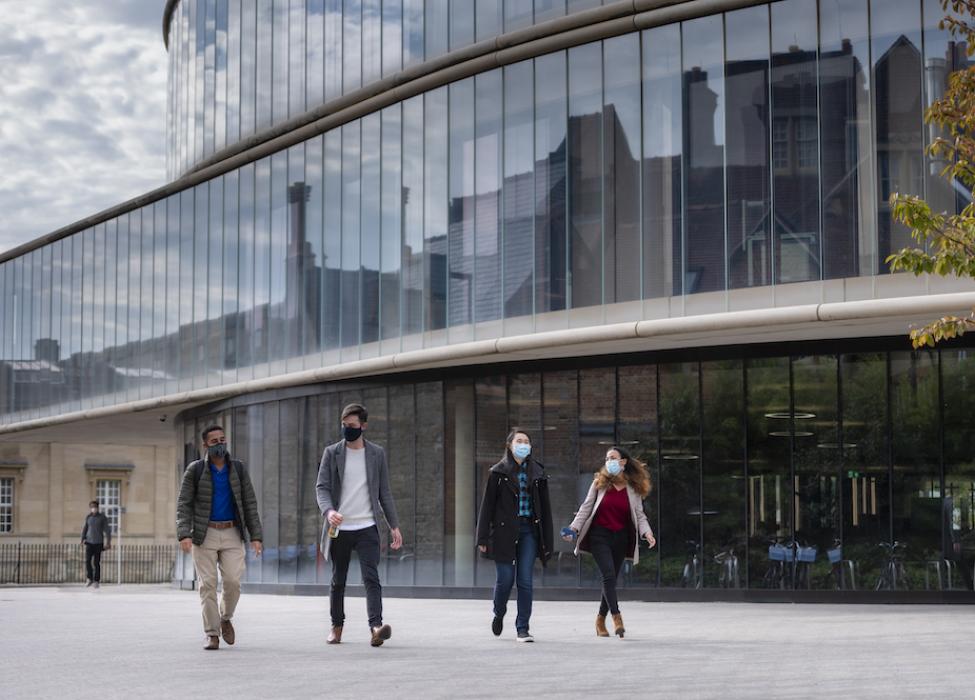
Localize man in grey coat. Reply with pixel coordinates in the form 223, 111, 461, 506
81, 500, 111, 588
316, 403, 402, 647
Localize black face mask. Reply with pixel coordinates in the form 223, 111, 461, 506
208, 443, 228, 460
342, 425, 363, 443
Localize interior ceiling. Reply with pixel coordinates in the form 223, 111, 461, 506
0, 313, 929, 445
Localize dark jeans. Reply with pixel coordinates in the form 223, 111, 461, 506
590, 525, 627, 616
493, 519, 537, 633
329, 525, 383, 628
85, 543, 104, 582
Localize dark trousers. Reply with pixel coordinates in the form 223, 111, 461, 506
493, 519, 537, 633
85, 543, 104, 582
329, 525, 383, 628
590, 526, 628, 616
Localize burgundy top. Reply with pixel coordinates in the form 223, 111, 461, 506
593, 486, 629, 532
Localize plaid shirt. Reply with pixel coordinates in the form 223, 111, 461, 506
517, 465, 532, 517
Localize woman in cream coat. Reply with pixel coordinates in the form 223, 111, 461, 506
564, 446, 655, 638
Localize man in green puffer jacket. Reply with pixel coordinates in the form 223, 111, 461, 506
177, 424, 263, 651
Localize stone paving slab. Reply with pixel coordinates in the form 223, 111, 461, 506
0, 585, 972, 699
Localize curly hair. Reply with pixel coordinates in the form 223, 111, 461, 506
594, 445, 652, 498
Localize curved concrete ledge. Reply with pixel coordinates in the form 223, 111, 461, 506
3, 291, 974, 437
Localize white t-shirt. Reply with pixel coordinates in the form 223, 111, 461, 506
337, 446, 375, 531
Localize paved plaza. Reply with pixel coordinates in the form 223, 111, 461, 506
0, 585, 972, 699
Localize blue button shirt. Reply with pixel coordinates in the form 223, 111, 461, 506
209, 462, 236, 522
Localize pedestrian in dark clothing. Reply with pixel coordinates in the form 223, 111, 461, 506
81, 500, 111, 588
476, 428, 554, 642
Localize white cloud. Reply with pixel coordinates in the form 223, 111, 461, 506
0, 1, 168, 254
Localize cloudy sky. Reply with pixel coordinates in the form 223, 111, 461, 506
0, 1, 168, 254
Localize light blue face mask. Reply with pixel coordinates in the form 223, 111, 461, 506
605, 459, 622, 476
512, 443, 531, 460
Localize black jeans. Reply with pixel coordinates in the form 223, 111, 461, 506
85, 543, 104, 582
329, 525, 383, 628
589, 526, 628, 616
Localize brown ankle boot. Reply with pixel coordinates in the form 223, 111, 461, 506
595, 614, 610, 637
612, 613, 625, 638
327, 626, 343, 644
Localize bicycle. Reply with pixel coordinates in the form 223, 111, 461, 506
713, 545, 740, 589
874, 541, 909, 591
681, 540, 703, 589
762, 538, 790, 589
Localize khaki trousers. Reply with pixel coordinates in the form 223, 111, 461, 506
191, 527, 246, 637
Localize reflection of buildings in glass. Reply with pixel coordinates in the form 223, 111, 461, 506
285, 180, 321, 352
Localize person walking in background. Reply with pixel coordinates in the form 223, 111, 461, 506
476, 428, 553, 642
564, 446, 655, 638
81, 500, 111, 588
176, 425, 264, 651
317, 403, 403, 647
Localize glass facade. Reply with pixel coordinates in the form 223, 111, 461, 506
176, 343, 975, 593
2, 0, 964, 425
167, 0, 620, 177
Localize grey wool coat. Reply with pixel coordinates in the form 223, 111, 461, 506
316, 439, 400, 561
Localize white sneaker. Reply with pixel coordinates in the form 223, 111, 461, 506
516, 631, 534, 642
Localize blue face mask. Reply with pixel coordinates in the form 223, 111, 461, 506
605, 459, 622, 476
512, 443, 531, 460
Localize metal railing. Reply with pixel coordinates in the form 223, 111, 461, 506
0, 543, 177, 584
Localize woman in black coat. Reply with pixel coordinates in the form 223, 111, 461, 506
476, 427, 554, 642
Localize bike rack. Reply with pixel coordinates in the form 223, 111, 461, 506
925, 559, 955, 591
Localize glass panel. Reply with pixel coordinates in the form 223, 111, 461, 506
568, 42, 603, 309
942, 350, 975, 590
273, 0, 290, 123
534, 0, 566, 23
471, 375, 506, 587
240, 0, 257, 136
303, 137, 324, 358
215, 0, 228, 151
840, 352, 891, 589
771, 0, 821, 284
270, 149, 292, 366
618, 364, 660, 587
425, 88, 448, 330
289, 0, 307, 117
542, 370, 580, 585
228, 0, 241, 144
477, 0, 502, 40
382, 0, 403, 77
793, 354, 841, 590
642, 25, 682, 298
415, 381, 445, 584
238, 164, 257, 374
324, 130, 343, 350
253, 158, 272, 371
386, 384, 416, 585
819, 0, 874, 279
117, 214, 132, 395
204, 0, 216, 158
682, 15, 725, 294
207, 178, 224, 385
361, 113, 382, 345
746, 357, 792, 589
450, 0, 475, 50
425, 0, 448, 60
449, 79, 475, 328
150, 203, 166, 397
890, 351, 940, 589
307, 0, 325, 110
402, 96, 425, 335
344, 0, 362, 92
567, 0, 600, 13
325, 0, 344, 100
256, 0, 273, 130
503, 61, 535, 319
659, 362, 702, 587
725, 6, 771, 290
534, 51, 567, 313
403, 0, 424, 68
578, 367, 616, 588
445, 378, 476, 585
363, 0, 382, 85
92, 226, 105, 400
603, 34, 641, 303
166, 196, 181, 393
223, 170, 240, 379
194, 184, 209, 387
474, 70, 502, 324
195, 0, 206, 161
342, 122, 362, 348
873, 0, 924, 272
503, 0, 532, 33
381, 105, 403, 341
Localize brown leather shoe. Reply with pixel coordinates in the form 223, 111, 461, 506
204, 635, 219, 650
595, 614, 610, 637
220, 619, 235, 645
327, 626, 343, 644
370, 624, 392, 647
612, 613, 625, 638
